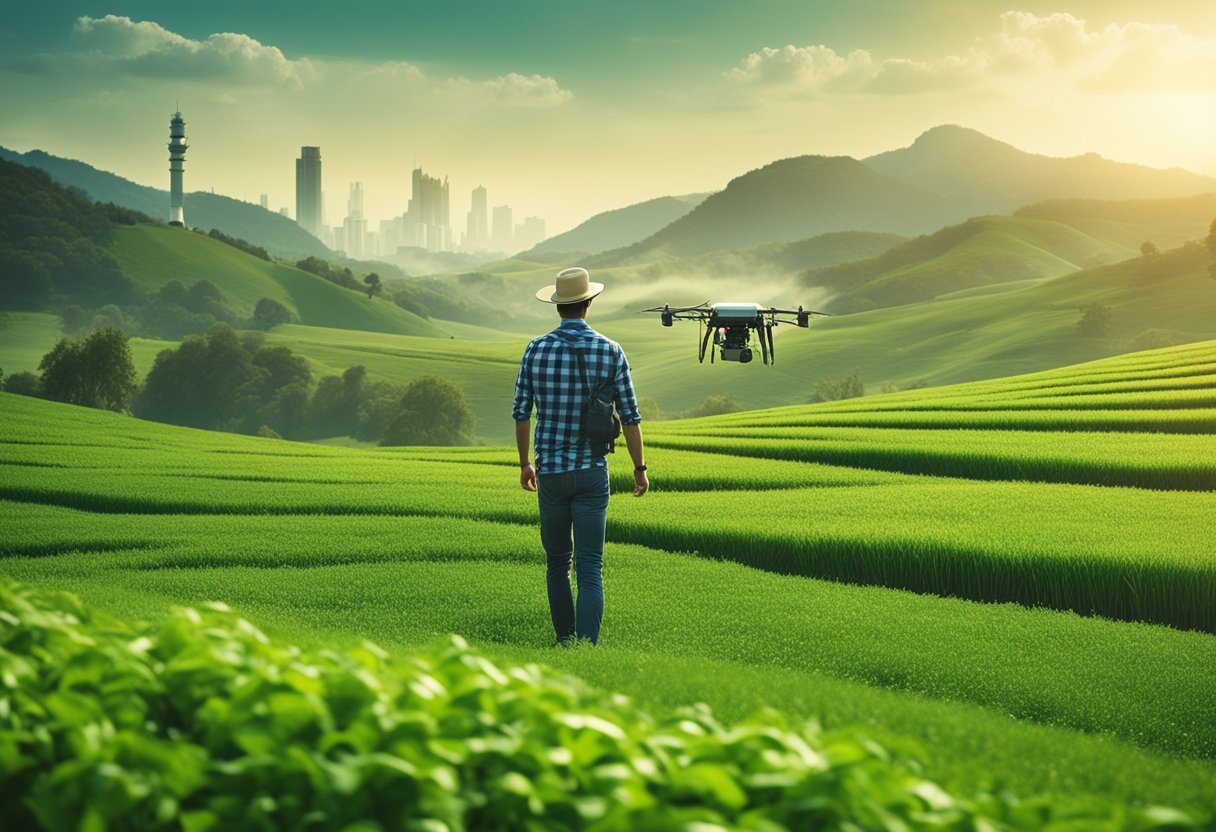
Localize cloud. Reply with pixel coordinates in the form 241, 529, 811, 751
449, 72, 574, 108
63, 15, 313, 87
726, 11, 1216, 99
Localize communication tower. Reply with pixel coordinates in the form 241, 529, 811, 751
168, 111, 188, 227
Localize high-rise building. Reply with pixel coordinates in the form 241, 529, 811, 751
466, 185, 488, 250
491, 205, 514, 250
167, 111, 188, 227
403, 167, 451, 251
343, 182, 368, 258
259, 194, 269, 210
295, 146, 323, 239
515, 216, 546, 251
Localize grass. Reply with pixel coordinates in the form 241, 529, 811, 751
108, 224, 447, 337
2, 327, 1214, 816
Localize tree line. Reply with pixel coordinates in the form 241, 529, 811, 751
2, 324, 476, 446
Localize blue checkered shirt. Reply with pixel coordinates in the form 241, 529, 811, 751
512, 318, 642, 475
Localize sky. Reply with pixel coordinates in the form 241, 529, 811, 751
2, 1, 1215, 236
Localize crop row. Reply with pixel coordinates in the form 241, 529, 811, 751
643, 428, 1216, 491
4, 501, 1216, 763
4, 433, 1214, 633
657, 407, 1216, 434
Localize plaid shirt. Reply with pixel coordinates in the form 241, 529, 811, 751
512, 318, 642, 475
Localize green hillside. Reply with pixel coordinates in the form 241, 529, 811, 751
1015, 193, 1216, 250
2, 340, 1214, 814
109, 225, 446, 337
807, 215, 1133, 311
0, 146, 332, 259
614, 155, 957, 257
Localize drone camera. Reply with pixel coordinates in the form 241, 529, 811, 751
661, 311, 674, 327
720, 347, 753, 363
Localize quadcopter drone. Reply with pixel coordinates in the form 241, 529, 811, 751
641, 301, 829, 365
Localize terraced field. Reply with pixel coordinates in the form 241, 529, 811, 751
2, 340, 1215, 815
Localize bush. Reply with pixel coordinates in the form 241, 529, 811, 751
681, 393, 744, 419
0, 580, 1208, 831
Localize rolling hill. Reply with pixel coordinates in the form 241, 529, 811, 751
108, 225, 445, 337
608, 155, 958, 258
0, 146, 332, 259
526, 193, 709, 256
865, 125, 1216, 216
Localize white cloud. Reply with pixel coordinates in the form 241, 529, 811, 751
727, 11, 1216, 99
445, 72, 574, 108
68, 15, 313, 87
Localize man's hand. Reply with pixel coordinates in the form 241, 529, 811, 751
520, 463, 537, 492
633, 469, 649, 497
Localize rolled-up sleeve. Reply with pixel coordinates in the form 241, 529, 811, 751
613, 345, 642, 426
512, 343, 535, 422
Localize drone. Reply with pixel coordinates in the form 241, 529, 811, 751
641, 301, 829, 365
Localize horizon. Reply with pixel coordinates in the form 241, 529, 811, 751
3, 1, 1215, 238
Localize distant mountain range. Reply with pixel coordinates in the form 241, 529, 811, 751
581, 125, 1216, 261
0, 147, 331, 260
864, 125, 1216, 216
527, 193, 708, 256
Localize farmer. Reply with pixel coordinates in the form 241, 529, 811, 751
512, 267, 648, 646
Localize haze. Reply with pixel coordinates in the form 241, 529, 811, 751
2, 0, 1214, 236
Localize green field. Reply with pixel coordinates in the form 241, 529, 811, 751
3, 339, 1215, 816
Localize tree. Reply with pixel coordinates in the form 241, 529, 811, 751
1076, 302, 1113, 338
681, 394, 743, 419
813, 370, 865, 403
3, 371, 41, 397
1140, 241, 1160, 257
381, 376, 476, 446
59, 304, 90, 335
38, 327, 136, 412
363, 272, 382, 299
252, 297, 293, 329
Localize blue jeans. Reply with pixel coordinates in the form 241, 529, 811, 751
537, 466, 610, 645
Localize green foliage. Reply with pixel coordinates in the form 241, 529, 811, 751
204, 227, 270, 261
813, 370, 865, 402
140, 279, 238, 340
362, 272, 381, 299
3, 370, 40, 397
381, 376, 476, 446
37, 327, 136, 412
295, 256, 362, 292
680, 393, 743, 419
135, 323, 311, 437
251, 297, 293, 330
1, 580, 1208, 832
0, 159, 139, 309
1141, 240, 1160, 256
1076, 302, 1113, 338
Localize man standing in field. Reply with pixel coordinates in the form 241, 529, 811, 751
513, 267, 648, 646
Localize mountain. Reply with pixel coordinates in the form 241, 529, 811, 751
527, 193, 708, 256
0, 146, 332, 260
864, 125, 1216, 216
611, 156, 958, 259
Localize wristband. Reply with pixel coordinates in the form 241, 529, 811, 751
635, 465, 647, 472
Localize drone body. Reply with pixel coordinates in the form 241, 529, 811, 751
642, 301, 828, 365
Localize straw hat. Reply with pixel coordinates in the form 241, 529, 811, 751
536, 267, 604, 304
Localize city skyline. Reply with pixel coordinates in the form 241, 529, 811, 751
2, 2, 1214, 234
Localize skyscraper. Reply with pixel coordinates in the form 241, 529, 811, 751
404, 167, 451, 251
515, 216, 547, 251
491, 205, 514, 251
466, 185, 488, 250
343, 182, 368, 258
295, 147, 323, 239
167, 111, 188, 227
